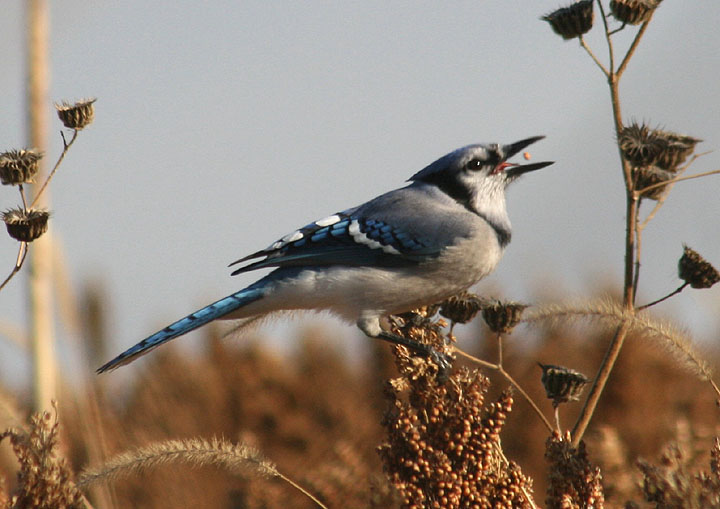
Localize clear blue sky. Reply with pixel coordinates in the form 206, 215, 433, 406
1, 2, 719, 387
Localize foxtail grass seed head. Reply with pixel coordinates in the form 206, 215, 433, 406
482, 301, 528, 334
2, 208, 50, 242
55, 98, 96, 130
0, 149, 42, 186
610, 0, 661, 26
439, 292, 485, 325
678, 245, 720, 289
539, 363, 589, 407
543, 0, 594, 40
634, 166, 673, 200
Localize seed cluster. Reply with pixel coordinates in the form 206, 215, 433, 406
0, 409, 84, 508
543, 0, 594, 40
618, 122, 701, 200
379, 317, 533, 508
481, 301, 528, 335
545, 432, 605, 508
636, 439, 720, 507
610, 0, 662, 25
2, 208, 50, 242
678, 245, 720, 290
0, 149, 42, 186
539, 363, 590, 407
55, 98, 96, 130
439, 292, 486, 326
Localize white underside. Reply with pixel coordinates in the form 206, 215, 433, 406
225, 225, 504, 337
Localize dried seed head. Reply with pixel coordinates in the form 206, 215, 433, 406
618, 122, 666, 167
481, 301, 528, 334
654, 132, 701, 172
0, 149, 42, 186
538, 363, 589, 407
678, 245, 720, 289
2, 208, 50, 242
543, 0, 594, 40
634, 166, 674, 200
610, 0, 662, 26
439, 292, 486, 325
619, 122, 700, 172
55, 98, 96, 130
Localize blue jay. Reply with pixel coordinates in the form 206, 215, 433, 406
98, 136, 552, 374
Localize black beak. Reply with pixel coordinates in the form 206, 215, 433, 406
503, 136, 554, 179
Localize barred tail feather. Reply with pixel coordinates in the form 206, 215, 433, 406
97, 287, 265, 373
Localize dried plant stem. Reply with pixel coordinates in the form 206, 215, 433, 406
30, 129, 78, 209
453, 346, 554, 433
19, 184, 29, 210
496, 332, 503, 366
616, 19, 651, 77
579, 36, 609, 77
569, 11, 659, 446
597, 0, 615, 77
636, 168, 720, 198
78, 438, 327, 509
554, 407, 562, 436
636, 153, 707, 230
637, 283, 688, 310
572, 319, 631, 447
0, 242, 28, 293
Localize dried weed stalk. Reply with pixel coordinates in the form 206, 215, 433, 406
0, 405, 84, 509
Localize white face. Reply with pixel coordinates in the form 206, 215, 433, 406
452, 145, 511, 229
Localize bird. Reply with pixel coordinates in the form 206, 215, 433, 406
98, 136, 553, 374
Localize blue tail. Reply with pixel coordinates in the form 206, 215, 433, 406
97, 286, 265, 373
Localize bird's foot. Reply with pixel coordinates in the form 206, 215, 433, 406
378, 330, 453, 381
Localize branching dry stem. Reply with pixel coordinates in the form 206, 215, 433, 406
0, 242, 28, 293
569, 8, 657, 447
30, 129, 78, 208
637, 283, 689, 311
579, 36, 609, 77
635, 167, 720, 199
453, 346, 554, 434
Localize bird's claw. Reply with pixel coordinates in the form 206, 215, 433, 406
428, 348, 453, 382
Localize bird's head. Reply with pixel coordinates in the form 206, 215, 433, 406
409, 136, 553, 218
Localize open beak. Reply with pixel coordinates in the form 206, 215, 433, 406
502, 136, 554, 179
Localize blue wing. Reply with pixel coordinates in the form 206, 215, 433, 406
229, 211, 440, 275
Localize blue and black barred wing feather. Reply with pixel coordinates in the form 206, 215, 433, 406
229, 212, 439, 275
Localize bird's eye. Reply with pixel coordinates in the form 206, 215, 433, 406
465, 159, 484, 171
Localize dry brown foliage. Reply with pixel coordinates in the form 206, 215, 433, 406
0, 405, 84, 508
0, 301, 718, 507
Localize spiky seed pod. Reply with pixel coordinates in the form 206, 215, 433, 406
481, 301, 528, 334
538, 363, 589, 407
634, 166, 674, 200
678, 245, 720, 289
610, 0, 661, 26
0, 149, 42, 186
619, 122, 700, 172
439, 292, 485, 325
618, 122, 666, 167
2, 208, 50, 242
654, 133, 701, 172
543, 0, 594, 40
55, 98, 96, 130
